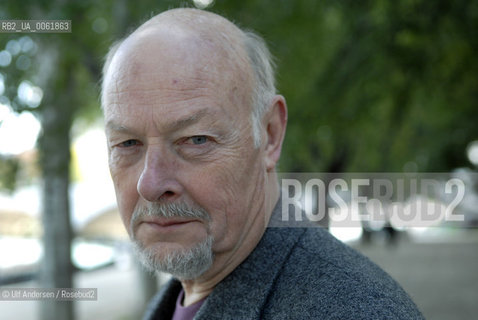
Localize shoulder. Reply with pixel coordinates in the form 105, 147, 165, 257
262, 227, 424, 319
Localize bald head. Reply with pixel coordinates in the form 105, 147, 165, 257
136, 8, 246, 50
101, 8, 276, 145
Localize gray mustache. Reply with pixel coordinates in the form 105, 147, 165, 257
130, 202, 210, 236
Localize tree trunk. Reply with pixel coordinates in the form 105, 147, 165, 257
38, 103, 74, 320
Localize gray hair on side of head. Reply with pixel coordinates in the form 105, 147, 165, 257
100, 40, 122, 111
100, 19, 277, 149
241, 30, 277, 148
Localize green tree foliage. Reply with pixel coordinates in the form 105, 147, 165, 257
214, 0, 478, 172
2, 0, 476, 182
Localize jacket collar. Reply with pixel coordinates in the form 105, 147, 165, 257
194, 200, 305, 319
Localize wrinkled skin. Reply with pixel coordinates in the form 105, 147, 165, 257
103, 9, 287, 305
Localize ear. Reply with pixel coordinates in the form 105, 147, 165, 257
263, 95, 287, 171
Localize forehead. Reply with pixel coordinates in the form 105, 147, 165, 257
103, 27, 252, 125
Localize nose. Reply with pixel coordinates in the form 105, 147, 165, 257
137, 147, 182, 203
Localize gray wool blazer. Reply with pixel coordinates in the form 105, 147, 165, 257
143, 201, 424, 320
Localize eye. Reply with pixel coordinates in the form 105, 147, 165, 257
118, 139, 141, 148
189, 136, 208, 145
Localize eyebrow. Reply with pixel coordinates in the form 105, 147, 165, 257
105, 108, 213, 135
105, 121, 135, 135
167, 108, 211, 132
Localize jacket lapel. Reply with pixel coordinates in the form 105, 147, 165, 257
194, 216, 305, 319
142, 278, 182, 320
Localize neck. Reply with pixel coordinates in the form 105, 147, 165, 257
180, 177, 279, 306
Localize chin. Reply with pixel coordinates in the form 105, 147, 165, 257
132, 235, 215, 280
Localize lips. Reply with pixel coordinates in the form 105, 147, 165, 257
140, 217, 198, 229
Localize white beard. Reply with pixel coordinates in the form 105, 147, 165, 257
132, 235, 214, 280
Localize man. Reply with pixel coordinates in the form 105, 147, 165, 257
102, 8, 424, 320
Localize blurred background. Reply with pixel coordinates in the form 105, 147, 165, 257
0, 0, 477, 319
